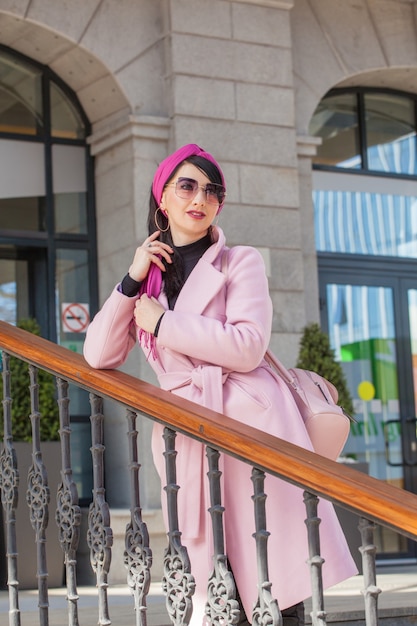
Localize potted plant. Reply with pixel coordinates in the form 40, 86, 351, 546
0, 317, 63, 589
0, 318, 60, 441
295, 322, 354, 417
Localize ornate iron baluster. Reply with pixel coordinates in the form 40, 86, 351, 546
124, 409, 152, 626
0, 351, 21, 626
27, 364, 50, 626
304, 491, 326, 626
205, 447, 239, 625
55, 377, 81, 626
162, 427, 195, 625
87, 393, 112, 626
251, 468, 280, 626
359, 517, 380, 626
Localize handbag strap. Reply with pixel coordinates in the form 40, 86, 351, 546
221, 247, 229, 275
264, 349, 297, 388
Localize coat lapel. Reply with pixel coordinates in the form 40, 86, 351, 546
173, 227, 227, 314
174, 258, 226, 314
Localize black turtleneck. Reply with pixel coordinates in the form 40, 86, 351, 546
174, 232, 212, 285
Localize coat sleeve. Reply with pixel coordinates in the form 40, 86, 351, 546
83, 286, 138, 369
157, 246, 272, 372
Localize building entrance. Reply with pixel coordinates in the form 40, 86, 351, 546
319, 256, 417, 560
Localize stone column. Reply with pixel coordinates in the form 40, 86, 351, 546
167, 0, 302, 364
297, 135, 322, 326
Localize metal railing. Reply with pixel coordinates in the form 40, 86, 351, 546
1, 320, 417, 626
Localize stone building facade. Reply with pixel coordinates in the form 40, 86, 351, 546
1, 0, 417, 580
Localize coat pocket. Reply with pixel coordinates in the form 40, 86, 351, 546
226, 372, 272, 412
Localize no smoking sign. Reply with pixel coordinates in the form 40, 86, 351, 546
62, 302, 90, 333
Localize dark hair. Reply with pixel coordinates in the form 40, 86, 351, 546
147, 155, 223, 300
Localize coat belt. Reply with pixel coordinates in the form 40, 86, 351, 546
157, 364, 231, 541
158, 364, 230, 413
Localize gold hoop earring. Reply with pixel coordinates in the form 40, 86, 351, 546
155, 207, 170, 232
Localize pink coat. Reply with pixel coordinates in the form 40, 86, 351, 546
84, 227, 357, 623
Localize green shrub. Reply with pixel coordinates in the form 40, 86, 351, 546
296, 322, 355, 417
0, 318, 60, 442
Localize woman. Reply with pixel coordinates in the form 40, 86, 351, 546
83, 144, 357, 626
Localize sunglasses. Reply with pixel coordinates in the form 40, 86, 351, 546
166, 177, 226, 205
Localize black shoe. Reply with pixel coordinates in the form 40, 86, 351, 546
281, 602, 305, 626
237, 613, 251, 626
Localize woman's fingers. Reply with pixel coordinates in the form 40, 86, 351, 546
134, 294, 165, 333
142, 233, 173, 266
129, 233, 174, 280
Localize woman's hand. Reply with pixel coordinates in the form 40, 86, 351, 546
128, 231, 173, 282
134, 295, 165, 334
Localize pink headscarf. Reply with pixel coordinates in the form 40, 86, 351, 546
139, 144, 225, 358
152, 143, 226, 211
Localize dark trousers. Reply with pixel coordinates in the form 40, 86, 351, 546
233, 566, 305, 626
281, 602, 305, 626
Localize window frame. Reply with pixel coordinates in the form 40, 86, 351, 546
0, 44, 98, 342
311, 86, 417, 181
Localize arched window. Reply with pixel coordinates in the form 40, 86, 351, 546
310, 89, 417, 174
310, 89, 417, 258
0, 45, 97, 343
0, 45, 96, 502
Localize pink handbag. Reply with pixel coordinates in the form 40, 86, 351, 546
265, 350, 352, 460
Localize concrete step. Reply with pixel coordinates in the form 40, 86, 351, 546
304, 564, 417, 626
1, 566, 416, 625
306, 608, 417, 626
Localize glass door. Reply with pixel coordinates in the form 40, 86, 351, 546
319, 260, 417, 559
0, 247, 48, 331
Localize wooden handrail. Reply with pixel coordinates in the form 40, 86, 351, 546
1, 319, 417, 540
